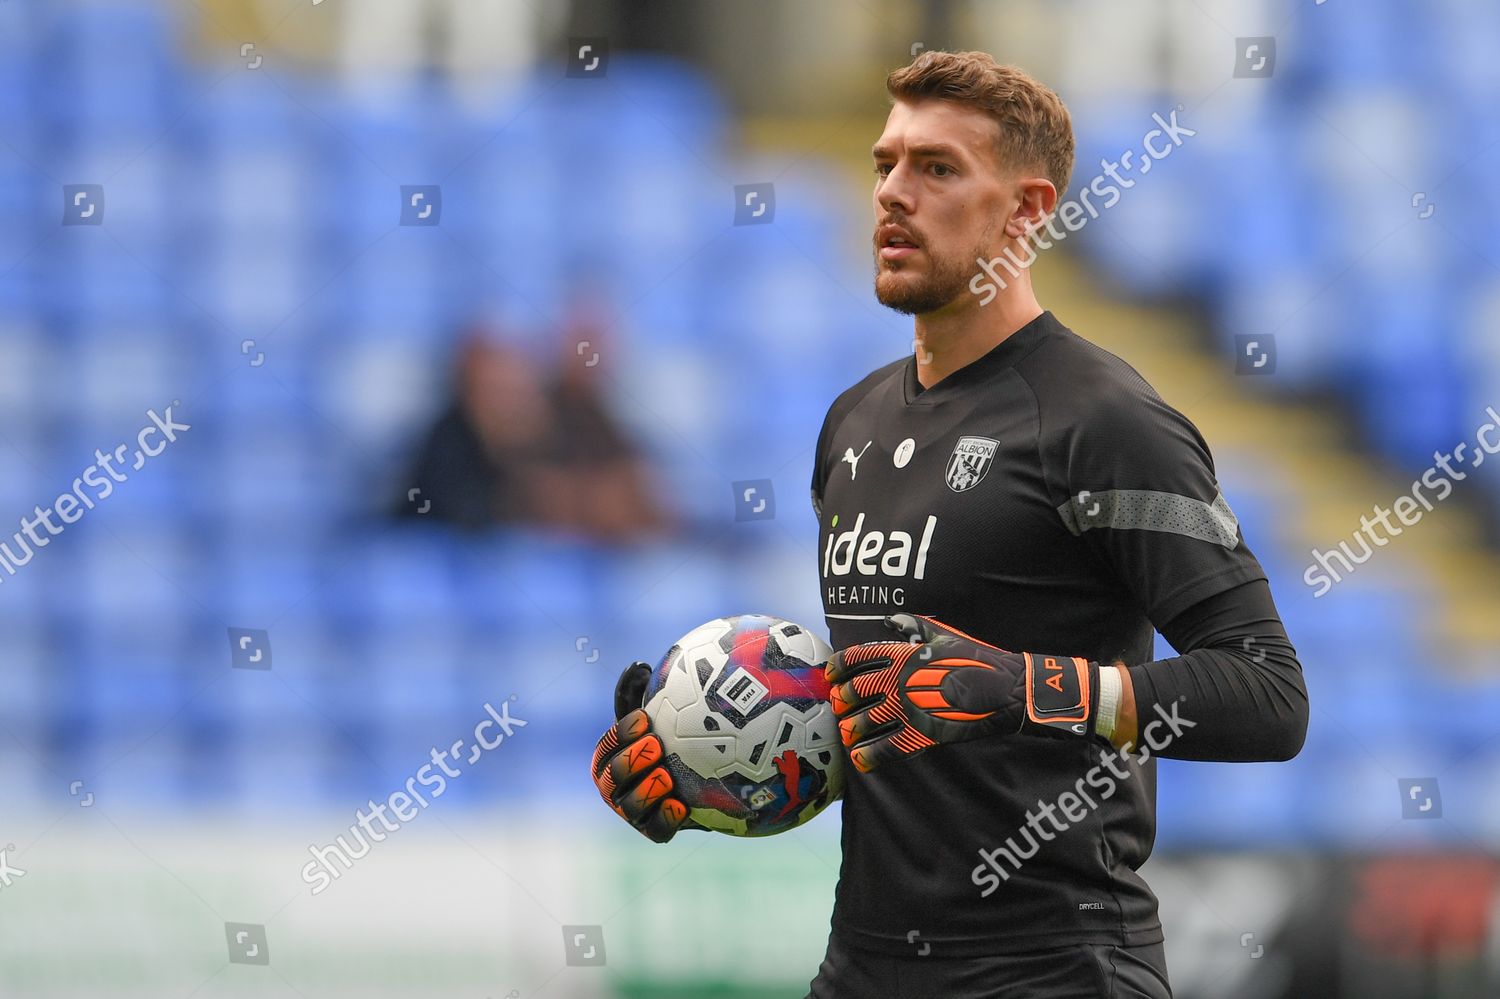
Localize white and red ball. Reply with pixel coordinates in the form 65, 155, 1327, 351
643, 614, 843, 836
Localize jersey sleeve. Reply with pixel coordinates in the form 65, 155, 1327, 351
810, 406, 833, 519
1038, 370, 1268, 628
1133, 578, 1308, 761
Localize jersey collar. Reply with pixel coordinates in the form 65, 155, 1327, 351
902, 310, 1059, 405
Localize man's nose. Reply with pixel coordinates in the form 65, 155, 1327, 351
877, 164, 915, 215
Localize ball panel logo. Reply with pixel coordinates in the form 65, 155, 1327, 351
946, 436, 999, 493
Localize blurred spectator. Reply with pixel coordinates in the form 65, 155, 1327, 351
396, 327, 670, 541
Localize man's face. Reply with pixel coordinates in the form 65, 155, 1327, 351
871, 99, 1012, 315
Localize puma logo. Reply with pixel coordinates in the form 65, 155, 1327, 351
842, 441, 873, 480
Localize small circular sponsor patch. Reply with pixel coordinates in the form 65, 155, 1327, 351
894, 438, 916, 468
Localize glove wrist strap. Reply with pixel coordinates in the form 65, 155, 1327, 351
1021, 652, 1098, 738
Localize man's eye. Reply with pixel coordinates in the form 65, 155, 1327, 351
874, 163, 892, 177
930, 163, 953, 177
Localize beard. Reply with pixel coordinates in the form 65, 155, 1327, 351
873, 248, 975, 315
873, 216, 996, 315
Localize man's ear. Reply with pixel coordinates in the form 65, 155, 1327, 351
1004, 176, 1058, 238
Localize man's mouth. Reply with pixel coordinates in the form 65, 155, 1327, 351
877, 225, 921, 262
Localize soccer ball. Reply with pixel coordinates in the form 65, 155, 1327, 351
643, 614, 843, 837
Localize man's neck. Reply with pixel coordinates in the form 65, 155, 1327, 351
912, 290, 1044, 389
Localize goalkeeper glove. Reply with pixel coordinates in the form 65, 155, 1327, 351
589, 660, 696, 843
826, 613, 1100, 772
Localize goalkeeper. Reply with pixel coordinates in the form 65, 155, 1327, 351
592, 49, 1308, 998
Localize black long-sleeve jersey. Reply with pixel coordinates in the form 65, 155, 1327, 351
810, 310, 1307, 958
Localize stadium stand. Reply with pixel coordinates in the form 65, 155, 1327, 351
0, 0, 1497, 857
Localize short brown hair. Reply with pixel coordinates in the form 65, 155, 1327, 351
886, 50, 1075, 198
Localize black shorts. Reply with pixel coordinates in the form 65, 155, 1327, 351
806, 934, 1173, 999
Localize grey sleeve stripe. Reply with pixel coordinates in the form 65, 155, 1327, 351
1056, 489, 1241, 548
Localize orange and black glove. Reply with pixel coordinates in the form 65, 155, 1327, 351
826, 614, 1098, 772
590, 661, 696, 843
